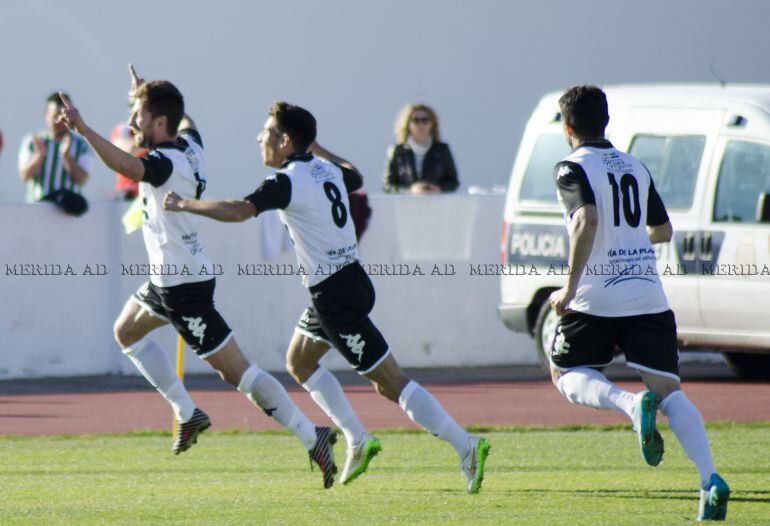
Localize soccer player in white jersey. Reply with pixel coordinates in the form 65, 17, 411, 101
548, 85, 729, 520
56, 67, 338, 489
162, 101, 490, 494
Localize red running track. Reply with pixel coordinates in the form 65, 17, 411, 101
1, 379, 768, 436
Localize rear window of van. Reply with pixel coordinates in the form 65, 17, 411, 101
518, 134, 571, 205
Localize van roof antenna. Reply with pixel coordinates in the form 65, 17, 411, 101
709, 60, 727, 88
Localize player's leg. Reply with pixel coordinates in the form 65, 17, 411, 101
288, 309, 368, 447
364, 353, 489, 494
207, 339, 337, 488
114, 287, 201, 453
624, 311, 729, 520
552, 312, 663, 465
288, 309, 376, 485
640, 372, 729, 521
550, 312, 639, 419
204, 338, 318, 450
313, 263, 488, 493
167, 279, 336, 488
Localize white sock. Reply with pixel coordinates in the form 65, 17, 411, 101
302, 367, 366, 447
556, 367, 637, 421
660, 390, 716, 488
124, 337, 195, 422
398, 381, 471, 458
238, 365, 317, 450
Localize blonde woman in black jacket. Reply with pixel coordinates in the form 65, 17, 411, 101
383, 104, 459, 195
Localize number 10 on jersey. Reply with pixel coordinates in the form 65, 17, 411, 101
607, 172, 641, 228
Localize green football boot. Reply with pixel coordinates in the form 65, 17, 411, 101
632, 390, 664, 467
697, 473, 730, 521
341, 433, 382, 485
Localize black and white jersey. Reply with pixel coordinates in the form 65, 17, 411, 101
139, 129, 213, 287
245, 153, 363, 287
554, 139, 670, 316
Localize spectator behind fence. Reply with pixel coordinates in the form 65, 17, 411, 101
383, 103, 458, 195
18, 93, 94, 208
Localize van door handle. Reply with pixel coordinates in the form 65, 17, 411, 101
700, 232, 713, 261
682, 232, 697, 260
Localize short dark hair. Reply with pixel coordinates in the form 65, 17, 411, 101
269, 101, 316, 152
558, 85, 609, 139
46, 92, 70, 107
134, 81, 184, 135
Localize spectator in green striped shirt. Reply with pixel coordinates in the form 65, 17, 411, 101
18, 92, 94, 203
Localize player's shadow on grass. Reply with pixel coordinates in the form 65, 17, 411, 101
510, 488, 770, 504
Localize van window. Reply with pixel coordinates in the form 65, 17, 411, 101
713, 141, 770, 223
518, 133, 571, 204
629, 135, 706, 210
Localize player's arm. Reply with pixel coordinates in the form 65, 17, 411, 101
549, 161, 598, 315
164, 195, 256, 222
179, 114, 196, 132
309, 141, 363, 192
646, 176, 673, 244
565, 205, 599, 289
56, 94, 146, 181
163, 173, 291, 222
178, 115, 203, 149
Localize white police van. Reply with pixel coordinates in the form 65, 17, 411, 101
498, 84, 770, 378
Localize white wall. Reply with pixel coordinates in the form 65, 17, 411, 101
2, 0, 770, 204
0, 195, 537, 379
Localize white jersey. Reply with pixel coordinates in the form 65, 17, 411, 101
139, 130, 213, 287
554, 140, 670, 316
244, 153, 361, 287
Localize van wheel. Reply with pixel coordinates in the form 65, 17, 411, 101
533, 300, 559, 374
723, 352, 770, 379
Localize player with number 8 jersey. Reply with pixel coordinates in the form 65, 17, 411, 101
163, 101, 491, 494
263, 152, 360, 287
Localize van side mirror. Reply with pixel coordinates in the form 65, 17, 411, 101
757, 192, 770, 223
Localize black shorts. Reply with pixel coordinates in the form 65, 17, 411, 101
132, 279, 232, 358
296, 306, 333, 346
306, 262, 390, 374
550, 309, 679, 380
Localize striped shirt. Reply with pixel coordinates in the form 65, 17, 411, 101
18, 131, 94, 202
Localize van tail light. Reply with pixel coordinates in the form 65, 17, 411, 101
501, 221, 508, 265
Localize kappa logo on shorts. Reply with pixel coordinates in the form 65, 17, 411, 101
553, 326, 570, 356
182, 316, 207, 346
339, 333, 365, 363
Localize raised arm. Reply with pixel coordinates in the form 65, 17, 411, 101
179, 114, 197, 131
309, 141, 363, 192
57, 93, 145, 181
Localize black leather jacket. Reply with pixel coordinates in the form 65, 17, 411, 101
383, 142, 459, 193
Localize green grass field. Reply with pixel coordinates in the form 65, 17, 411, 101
0, 423, 768, 525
